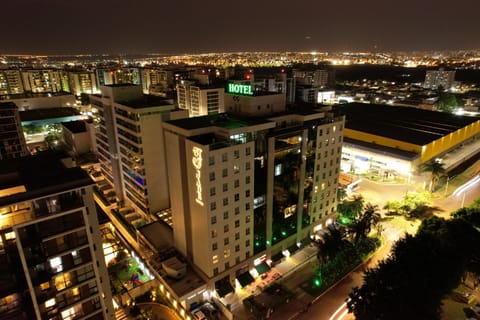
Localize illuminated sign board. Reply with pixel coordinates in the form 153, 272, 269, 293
227, 83, 253, 96
192, 146, 204, 206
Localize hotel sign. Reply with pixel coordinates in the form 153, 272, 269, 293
227, 83, 253, 96
192, 146, 204, 206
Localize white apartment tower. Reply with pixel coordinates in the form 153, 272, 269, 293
424, 69, 456, 90
90, 84, 187, 217
176, 80, 225, 117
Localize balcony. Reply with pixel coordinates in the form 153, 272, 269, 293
0, 192, 84, 231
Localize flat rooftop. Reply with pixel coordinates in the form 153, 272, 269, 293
62, 120, 87, 133
0, 151, 93, 206
336, 103, 480, 145
117, 95, 174, 109
166, 113, 271, 131
20, 107, 81, 122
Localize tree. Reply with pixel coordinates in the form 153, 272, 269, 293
420, 160, 446, 192
436, 93, 461, 113
316, 227, 350, 263
348, 216, 480, 320
351, 203, 381, 243
338, 195, 365, 220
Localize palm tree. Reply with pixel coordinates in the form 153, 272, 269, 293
352, 203, 381, 242
338, 195, 365, 220
316, 227, 349, 263
421, 160, 446, 192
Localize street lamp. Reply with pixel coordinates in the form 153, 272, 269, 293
452, 175, 480, 208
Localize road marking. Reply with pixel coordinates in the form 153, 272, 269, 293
329, 302, 347, 320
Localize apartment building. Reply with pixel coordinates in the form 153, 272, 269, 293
177, 80, 225, 117
90, 84, 188, 218
0, 152, 114, 320
0, 102, 29, 160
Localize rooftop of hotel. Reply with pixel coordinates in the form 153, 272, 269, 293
0, 151, 93, 206
336, 103, 479, 146
166, 113, 272, 131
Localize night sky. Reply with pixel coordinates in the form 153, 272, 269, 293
2, 0, 480, 55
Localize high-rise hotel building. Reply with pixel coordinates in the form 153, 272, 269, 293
90, 85, 187, 217
163, 106, 344, 286
0, 152, 114, 320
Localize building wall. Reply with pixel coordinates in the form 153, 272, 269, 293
420, 119, 480, 163
62, 125, 91, 156
3, 94, 76, 111
344, 128, 422, 154
224, 93, 286, 117
185, 140, 255, 278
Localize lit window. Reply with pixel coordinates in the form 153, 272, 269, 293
50, 257, 63, 273
213, 255, 218, 264
45, 298, 56, 308
224, 249, 230, 258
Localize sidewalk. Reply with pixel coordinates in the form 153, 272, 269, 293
227, 244, 319, 320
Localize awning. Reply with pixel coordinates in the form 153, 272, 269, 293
215, 279, 234, 297
287, 244, 299, 255
255, 262, 270, 275
236, 271, 255, 287
271, 252, 284, 262
300, 237, 312, 247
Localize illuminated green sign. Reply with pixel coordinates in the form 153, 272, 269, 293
227, 83, 253, 96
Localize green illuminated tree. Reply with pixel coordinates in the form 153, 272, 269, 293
436, 93, 461, 113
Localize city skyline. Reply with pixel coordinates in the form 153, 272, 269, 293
2, 0, 480, 55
